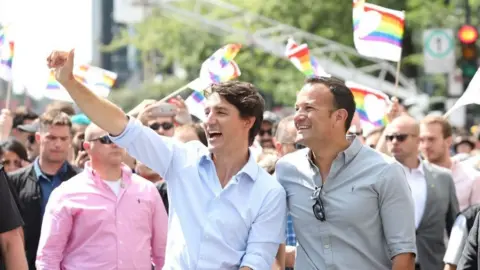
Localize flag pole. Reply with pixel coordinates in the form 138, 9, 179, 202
5, 81, 12, 109
394, 10, 405, 90
160, 83, 191, 102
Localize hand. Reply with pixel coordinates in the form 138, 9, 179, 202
170, 96, 192, 125
386, 97, 401, 123
46, 49, 75, 85
74, 150, 89, 168
0, 109, 13, 140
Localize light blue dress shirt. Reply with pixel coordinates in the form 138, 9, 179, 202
110, 117, 287, 270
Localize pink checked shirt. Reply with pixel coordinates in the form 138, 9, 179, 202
36, 162, 168, 270
452, 159, 480, 211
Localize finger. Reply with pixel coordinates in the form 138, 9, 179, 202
65, 49, 75, 69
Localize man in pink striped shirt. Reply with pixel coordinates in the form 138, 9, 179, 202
36, 124, 168, 270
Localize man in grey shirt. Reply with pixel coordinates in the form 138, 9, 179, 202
276, 76, 417, 270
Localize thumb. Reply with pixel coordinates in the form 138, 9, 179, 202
66, 49, 75, 70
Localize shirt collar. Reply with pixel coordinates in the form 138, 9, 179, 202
199, 150, 259, 182
33, 157, 68, 180
306, 136, 364, 168
83, 161, 133, 185
401, 157, 425, 175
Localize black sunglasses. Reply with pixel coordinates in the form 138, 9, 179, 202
149, 122, 174, 131
27, 134, 35, 144
311, 186, 326, 222
91, 135, 114, 144
385, 134, 409, 142
259, 129, 272, 136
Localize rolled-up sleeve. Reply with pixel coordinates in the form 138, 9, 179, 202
377, 162, 417, 258
150, 185, 168, 268
36, 187, 72, 270
240, 187, 287, 269
109, 116, 186, 179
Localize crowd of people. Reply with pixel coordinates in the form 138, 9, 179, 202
0, 49, 479, 270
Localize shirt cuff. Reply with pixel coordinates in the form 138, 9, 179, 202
241, 253, 269, 270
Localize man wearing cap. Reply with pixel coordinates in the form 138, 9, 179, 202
17, 120, 40, 161
255, 111, 279, 149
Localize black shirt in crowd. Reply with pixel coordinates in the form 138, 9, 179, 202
0, 166, 24, 268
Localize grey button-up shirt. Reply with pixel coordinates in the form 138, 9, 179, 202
276, 137, 417, 270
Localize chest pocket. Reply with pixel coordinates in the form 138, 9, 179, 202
326, 184, 379, 226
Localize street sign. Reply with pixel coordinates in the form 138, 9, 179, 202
423, 29, 456, 74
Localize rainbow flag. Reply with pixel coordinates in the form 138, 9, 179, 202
285, 38, 329, 77
216, 44, 242, 69
346, 81, 390, 128
0, 41, 14, 68
352, 0, 404, 62
0, 40, 14, 81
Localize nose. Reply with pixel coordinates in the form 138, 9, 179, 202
205, 111, 217, 125
294, 112, 306, 125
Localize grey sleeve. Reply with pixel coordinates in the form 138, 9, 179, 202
377, 162, 417, 259
444, 215, 468, 265
446, 173, 460, 236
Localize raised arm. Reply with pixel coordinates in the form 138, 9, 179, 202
47, 50, 127, 136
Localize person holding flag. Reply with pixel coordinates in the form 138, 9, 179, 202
46, 49, 286, 270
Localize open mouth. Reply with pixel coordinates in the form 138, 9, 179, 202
296, 125, 311, 131
208, 131, 223, 140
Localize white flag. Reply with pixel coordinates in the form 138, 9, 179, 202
444, 68, 480, 117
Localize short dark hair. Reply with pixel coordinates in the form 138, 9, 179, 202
39, 109, 72, 133
205, 81, 265, 146
45, 101, 76, 116
304, 76, 356, 132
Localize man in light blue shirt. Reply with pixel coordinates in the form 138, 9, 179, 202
46, 49, 287, 270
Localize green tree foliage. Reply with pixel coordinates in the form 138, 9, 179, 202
107, 0, 469, 108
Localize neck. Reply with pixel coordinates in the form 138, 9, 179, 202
90, 160, 122, 181
213, 145, 250, 187
38, 157, 65, 175
402, 154, 420, 169
309, 136, 351, 179
435, 154, 453, 169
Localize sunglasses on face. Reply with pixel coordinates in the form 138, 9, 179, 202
1, 159, 22, 168
259, 129, 272, 136
348, 132, 362, 136
149, 122, 174, 131
27, 134, 35, 144
385, 134, 409, 142
311, 186, 326, 222
91, 135, 114, 144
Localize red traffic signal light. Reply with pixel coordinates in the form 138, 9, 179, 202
458, 25, 479, 44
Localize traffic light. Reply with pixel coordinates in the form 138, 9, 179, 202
458, 25, 479, 87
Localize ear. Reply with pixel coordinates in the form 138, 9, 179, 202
35, 132, 41, 144
445, 136, 453, 147
273, 137, 282, 154
335, 109, 348, 126
83, 141, 91, 152
244, 116, 255, 130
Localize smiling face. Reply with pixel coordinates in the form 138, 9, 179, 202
203, 92, 254, 154
294, 83, 344, 146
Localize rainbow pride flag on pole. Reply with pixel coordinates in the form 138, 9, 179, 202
285, 38, 329, 77
0, 27, 14, 81
352, 0, 405, 62
345, 81, 390, 129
